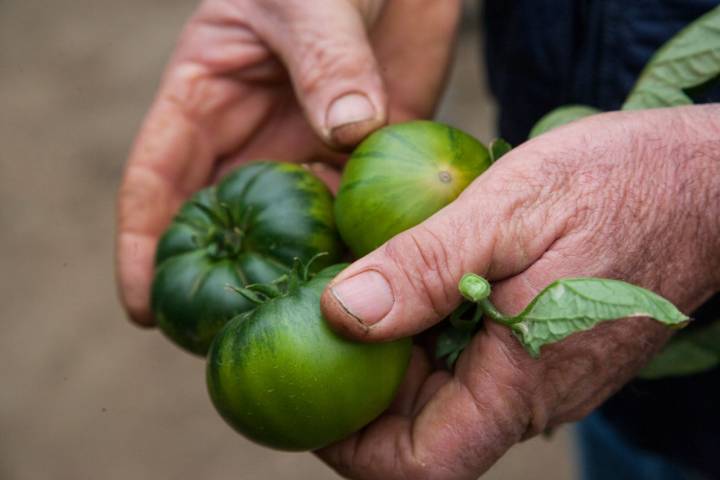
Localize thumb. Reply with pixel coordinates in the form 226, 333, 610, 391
320, 169, 563, 342
253, 0, 387, 148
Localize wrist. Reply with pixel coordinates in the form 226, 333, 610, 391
637, 105, 720, 294
678, 105, 720, 291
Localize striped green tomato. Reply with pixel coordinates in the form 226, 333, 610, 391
206, 264, 412, 451
335, 121, 491, 257
151, 162, 343, 356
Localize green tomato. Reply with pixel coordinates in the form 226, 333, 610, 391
151, 162, 343, 356
335, 121, 491, 257
206, 264, 412, 451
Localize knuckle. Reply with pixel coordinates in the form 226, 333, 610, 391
383, 226, 461, 318
294, 40, 331, 95
294, 34, 374, 95
345, 0, 385, 25
162, 63, 221, 121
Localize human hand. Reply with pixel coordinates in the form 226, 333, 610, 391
116, 0, 462, 325
319, 106, 720, 479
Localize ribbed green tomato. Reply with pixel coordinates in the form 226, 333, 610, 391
151, 162, 343, 356
335, 121, 491, 257
206, 264, 412, 451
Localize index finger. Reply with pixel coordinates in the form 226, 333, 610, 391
116, 69, 219, 325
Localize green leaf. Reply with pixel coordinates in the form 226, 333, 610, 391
435, 302, 485, 368
528, 105, 600, 139
510, 278, 690, 358
448, 301, 477, 331
302, 252, 329, 280
245, 283, 283, 298
436, 326, 473, 368
489, 138, 512, 163
639, 319, 720, 379
623, 6, 720, 109
227, 284, 268, 304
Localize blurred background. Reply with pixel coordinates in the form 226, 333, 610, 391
0, 0, 575, 478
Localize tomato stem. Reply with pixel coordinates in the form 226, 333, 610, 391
458, 273, 517, 326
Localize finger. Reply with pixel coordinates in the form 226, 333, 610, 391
386, 346, 432, 416
251, 0, 388, 148
116, 92, 217, 326
318, 329, 535, 480
487, 236, 675, 426
320, 158, 568, 342
116, 8, 278, 325
371, 0, 463, 121
489, 239, 604, 316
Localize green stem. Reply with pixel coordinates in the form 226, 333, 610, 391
458, 273, 491, 302
471, 303, 484, 324
478, 298, 515, 325
458, 273, 517, 326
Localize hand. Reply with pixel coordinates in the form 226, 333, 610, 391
319, 106, 720, 479
115, 0, 462, 325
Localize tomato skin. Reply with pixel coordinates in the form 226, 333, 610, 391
151, 162, 343, 355
335, 121, 491, 257
206, 264, 413, 451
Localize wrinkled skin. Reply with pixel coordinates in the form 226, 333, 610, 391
115, 0, 720, 478
115, 0, 462, 325
319, 106, 720, 480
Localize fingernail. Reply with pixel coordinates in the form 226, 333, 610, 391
326, 92, 375, 130
331, 270, 394, 326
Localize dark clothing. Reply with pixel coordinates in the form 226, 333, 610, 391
577, 412, 704, 480
483, 1, 720, 477
484, 0, 720, 144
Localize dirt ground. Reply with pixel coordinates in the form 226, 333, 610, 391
1, 1, 575, 478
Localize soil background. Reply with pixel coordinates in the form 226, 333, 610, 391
0, 1, 576, 478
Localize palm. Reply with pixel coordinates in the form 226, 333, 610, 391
209, 80, 345, 187
116, 0, 461, 325
159, 29, 341, 181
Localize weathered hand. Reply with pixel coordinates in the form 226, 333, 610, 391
319, 106, 720, 480
116, 0, 461, 325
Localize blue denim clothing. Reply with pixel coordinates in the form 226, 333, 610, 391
482, 1, 720, 478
